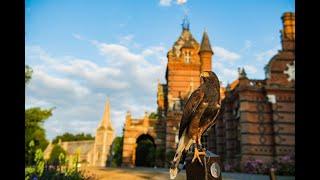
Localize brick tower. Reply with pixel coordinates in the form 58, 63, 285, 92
163, 16, 214, 157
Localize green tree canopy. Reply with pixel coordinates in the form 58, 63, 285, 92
52, 132, 95, 144
148, 112, 159, 119
25, 107, 53, 129
110, 136, 123, 167
25, 107, 53, 165
49, 145, 67, 166
25, 65, 54, 166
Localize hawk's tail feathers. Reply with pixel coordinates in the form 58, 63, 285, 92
169, 130, 193, 179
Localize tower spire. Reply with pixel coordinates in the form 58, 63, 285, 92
199, 29, 213, 53
199, 29, 213, 72
99, 97, 114, 130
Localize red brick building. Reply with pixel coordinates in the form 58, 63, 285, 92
122, 12, 295, 169
207, 12, 295, 169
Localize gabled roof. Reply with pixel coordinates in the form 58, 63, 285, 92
182, 39, 194, 49
172, 29, 199, 54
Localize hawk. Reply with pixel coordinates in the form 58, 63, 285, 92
169, 71, 221, 179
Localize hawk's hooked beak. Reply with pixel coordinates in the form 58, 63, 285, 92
200, 71, 209, 78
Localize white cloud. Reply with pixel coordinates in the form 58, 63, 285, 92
176, 0, 187, 5
159, 0, 172, 6
240, 40, 252, 52
72, 33, 84, 40
213, 61, 238, 86
26, 97, 52, 109
26, 46, 128, 90
26, 37, 167, 140
31, 68, 90, 98
142, 46, 165, 57
255, 46, 280, 62
221, 68, 238, 81
96, 42, 145, 64
92, 40, 166, 90
119, 34, 134, 46
122, 34, 134, 42
159, 0, 187, 6
244, 65, 258, 74
215, 46, 241, 62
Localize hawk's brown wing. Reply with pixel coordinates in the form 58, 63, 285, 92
178, 88, 204, 139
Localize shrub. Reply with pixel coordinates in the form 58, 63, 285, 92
223, 161, 240, 172
273, 152, 295, 176
25, 148, 46, 180
243, 158, 269, 174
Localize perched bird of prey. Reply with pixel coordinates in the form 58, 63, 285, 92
169, 71, 221, 179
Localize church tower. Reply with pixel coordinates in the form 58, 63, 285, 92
92, 98, 115, 167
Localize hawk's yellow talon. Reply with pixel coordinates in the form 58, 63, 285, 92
191, 148, 206, 166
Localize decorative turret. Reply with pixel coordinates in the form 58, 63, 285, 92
199, 29, 213, 72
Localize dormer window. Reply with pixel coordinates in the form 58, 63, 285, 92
184, 51, 191, 63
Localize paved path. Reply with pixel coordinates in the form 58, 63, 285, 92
84, 167, 295, 180
84, 167, 186, 180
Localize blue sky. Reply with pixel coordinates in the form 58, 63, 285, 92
25, 0, 295, 140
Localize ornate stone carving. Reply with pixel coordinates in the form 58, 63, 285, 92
283, 61, 295, 81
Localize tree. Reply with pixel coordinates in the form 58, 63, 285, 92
149, 112, 159, 119
52, 132, 95, 144
110, 136, 123, 167
25, 107, 53, 165
25, 65, 54, 166
49, 144, 67, 167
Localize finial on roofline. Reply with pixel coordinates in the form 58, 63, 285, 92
181, 14, 190, 30
238, 67, 247, 79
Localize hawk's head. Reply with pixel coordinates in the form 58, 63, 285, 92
200, 71, 217, 84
